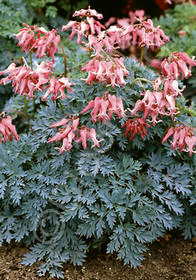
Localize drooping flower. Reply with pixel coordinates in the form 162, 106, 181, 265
48, 116, 80, 153
15, 23, 37, 53
122, 118, 150, 141
15, 24, 60, 62
62, 7, 105, 44
162, 124, 196, 156
73, 7, 103, 19
0, 115, 19, 143
161, 52, 196, 79
0, 61, 53, 100
131, 90, 178, 125
131, 19, 169, 50
75, 126, 100, 149
153, 76, 185, 97
41, 76, 74, 101
82, 57, 129, 87
81, 92, 126, 123
48, 116, 100, 153
104, 10, 145, 51
31, 28, 60, 62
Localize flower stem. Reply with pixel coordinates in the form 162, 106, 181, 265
23, 95, 28, 116
131, 78, 154, 87
29, 50, 33, 70
5, 109, 34, 133
29, 50, 36, 111
59, 39, 67, 77
140, 47, 144, 66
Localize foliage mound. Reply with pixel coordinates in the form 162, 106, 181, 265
0, 6, 195, 279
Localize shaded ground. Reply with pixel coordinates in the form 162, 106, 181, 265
0, 232, 196, 280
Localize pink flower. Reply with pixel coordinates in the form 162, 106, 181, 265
161, 52, 196, 79
62, 8, 105, 44
122, 118, 150, 141
48, 116, 80, 153
48, 116, 100, 153
0, 61, 52, 100
162, 125, 196, 156
15, 23, 36, 53
0, 115, 19, 143
178, 30, 186, 36
163, 78, 185, 97
73, 7, 103, 19
131, 19, 169, 50
81, 92, 125, 123
150, 58, 162, 71
82, 57, 129, 87
15, 24, 60, 62
131, 90, 178, 125
75, 126, 100, 149
31, 28, 60, 62
41, 76, 74, 102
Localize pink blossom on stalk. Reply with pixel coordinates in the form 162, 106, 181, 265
48, 116, 100, 153
62, 8, 105, 44
161, 52, 196, 79
75, 126, 100, 149
15, 23, 36, 53
82, 57, 129, 87
48, 116, 80, 153
162, 125, 196, 156
81, 92, 125, 123
41, 76, 74, 101
131, 90, 178, 125
73, 7, 103, 19
131, 19, 169, 50
153, 77, 185, 97
163, 78, 185, 97
0, 115, 19, 143
15, 24, 60, 62
0, 61, 52, 100
31, 28, 60, 62
84, 27, 125, 57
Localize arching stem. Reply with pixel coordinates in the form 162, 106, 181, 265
5, 109, 34, 133
59, 39, 67, 77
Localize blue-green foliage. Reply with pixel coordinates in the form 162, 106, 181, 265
0, 55, 195, 278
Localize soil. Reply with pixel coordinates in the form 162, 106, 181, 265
0, 232, 196, 280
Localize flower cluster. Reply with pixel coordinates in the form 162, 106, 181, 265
81, 92, 126, 123
0, 61, 52, 100
130, 19, 169, 50
162, 124, 196, 155
48, 116, 100, 153
105, 10, 169, 51
0, 61, 73, 101
63, 7, 129, 87
0, 115, 19, 143
161, 52, 196, 79
41, 76, 74, 101
15, 24, 60, 62
81, 57, 129, 87
62, 7, 105, 44
122, 118, 150, 141
130, 89, 178, 125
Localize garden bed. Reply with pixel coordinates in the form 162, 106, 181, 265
0, 232, 196, 280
